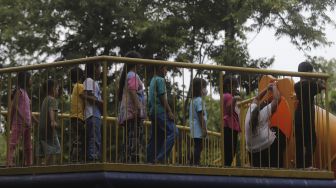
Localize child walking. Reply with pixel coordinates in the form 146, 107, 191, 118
37, 79, 60, 165
294, 61, 325, 168
222, 75, 241, 166
118, 51, 146, 163
147, 63, 178, 164
81, 62, 103, 162
189, 78, 208, 165
69, 67, 85, 162
7, 72, 38, 166
245, 83, 282, 167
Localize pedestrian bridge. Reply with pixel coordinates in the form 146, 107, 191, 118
0, 56, 335, 188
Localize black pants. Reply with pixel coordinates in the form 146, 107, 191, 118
295, 124, 316, 168
250, 127, 286, 168
70, 118, 86, 162
190, 138, 203, 165
122, 119, 145, 163
224, 127, 238, 166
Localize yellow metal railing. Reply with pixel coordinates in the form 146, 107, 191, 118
0, 56, 333, 179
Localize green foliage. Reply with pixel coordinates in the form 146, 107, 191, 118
0, 1, 335, 162
312, 57, 336, 114
205, 97, 221, 132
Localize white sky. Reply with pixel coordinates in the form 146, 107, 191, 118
247, 12, 336, 72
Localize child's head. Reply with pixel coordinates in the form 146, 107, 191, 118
156, 65, 167, 77
118, 51, 143, 101
44, 79, 59, 97
85, 62, 101, 80
124, 50, 142, 71
192, 78, 207, 97
17, 71, 32, 89
153, 56, 167, 77
70, 67, 84, 84
298, 61, 313, 72
223, 75, 239, 94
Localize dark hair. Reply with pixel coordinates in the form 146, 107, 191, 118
223, 75, 238, 93
149, 56, 164, 72
44, 79, 58, 95
192, 78, 207, 97
70, 67, 84, 83
85, 62, 101, 79
118, 51, 142, 101
11, 71, 31, 99
17, 71, 31, 89
298, 61, 313, 72
251, 107, 260, 135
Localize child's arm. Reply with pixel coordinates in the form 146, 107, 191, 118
251, 83, 274, 106
10, 91, 25, 122
49, 108, 58, 128
270, 83, 281, 114
224, 95, 240, 115
129, 90, 141, 114
80, 91, 103, 112
317, 79, 326, 92
197, 111, 207, 137
32, 114, 39, 125
159, 95, 174, 120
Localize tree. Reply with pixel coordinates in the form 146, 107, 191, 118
0, 0, 335, 122
311, 57, 336, 114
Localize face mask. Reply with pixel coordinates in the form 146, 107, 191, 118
202, 88, 208, 96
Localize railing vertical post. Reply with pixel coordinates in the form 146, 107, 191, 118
102, 61, 108, 163
324, 78, 331, 171
6, 74, 12, 166
219, 71, 224, 167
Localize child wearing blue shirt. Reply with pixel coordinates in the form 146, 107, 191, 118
147, 63, 177, 164
189, 78, 208, 165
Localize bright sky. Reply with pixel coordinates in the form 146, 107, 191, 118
247, 12, 336, 72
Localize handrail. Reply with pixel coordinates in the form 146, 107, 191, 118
0, 111, 221, 137
0, 56, 329, 78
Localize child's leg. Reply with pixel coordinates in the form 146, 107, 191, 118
86, 117, 102, 161
269, 127, 286, 168
193, 138, 202, 165
125, 119, 137, 163
7, 123, 21, 166
304, 127, 317, 168
295, 124, 304, 168
135, 120, 145, 163
23, 125, 32, 166
156, 114, 177, 163
70, 118, 85, 162
146, 115, 164, 163
223, 127, 237, 166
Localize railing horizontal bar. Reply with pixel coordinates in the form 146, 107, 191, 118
0, 111, 221, 137
0, 56, 329, 79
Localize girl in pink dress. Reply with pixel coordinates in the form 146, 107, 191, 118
7, 72, 38, 166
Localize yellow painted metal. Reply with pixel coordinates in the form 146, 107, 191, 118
0, 55, 333, 179
0, 163, 333, 179
325, 80, 331, 171
6, 74, 12, 167
0, 111, 220, 137
102, 61, 108, 163
219, 71, 224, 166
0, 56, 329, 79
